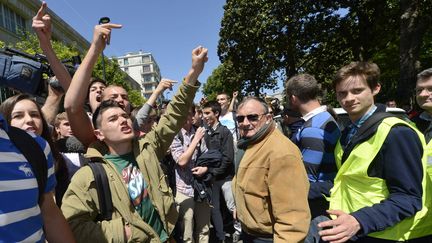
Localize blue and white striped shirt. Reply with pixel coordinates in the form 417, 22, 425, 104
0, 114, 56, 243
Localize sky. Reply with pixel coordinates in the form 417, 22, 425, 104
44, 0, 228, 101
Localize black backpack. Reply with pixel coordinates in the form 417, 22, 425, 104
7, 126, 47, 204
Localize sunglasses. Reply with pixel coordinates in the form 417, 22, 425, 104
236, 113, 266, 123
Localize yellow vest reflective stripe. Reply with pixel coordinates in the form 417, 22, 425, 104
425, 141, 432, 180
331, 117, 432, 240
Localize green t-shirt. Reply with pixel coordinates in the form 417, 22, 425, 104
105, 152, 168, 241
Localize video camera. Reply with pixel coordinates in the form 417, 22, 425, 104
0, 47, 80, 95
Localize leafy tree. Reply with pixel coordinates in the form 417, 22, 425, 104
216, 0, 432, 106
203, 61, 242, 100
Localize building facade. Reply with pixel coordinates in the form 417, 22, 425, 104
116, 51, 163, 102
0, 0, 89, 53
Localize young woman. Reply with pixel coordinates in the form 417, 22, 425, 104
0, 93, 70, 207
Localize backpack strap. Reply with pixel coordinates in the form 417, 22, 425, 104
86, 158, 113, 221
7, 126, 47, 204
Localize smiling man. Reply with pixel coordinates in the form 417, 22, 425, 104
318, 62, 432, 243
232, 97, 310, 242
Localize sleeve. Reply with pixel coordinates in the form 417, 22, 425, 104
143, 81, 199, 160
170, 134, 185, 163
351, 126, 424, 236
300, 126, 337, 199
60, 167, 126, 242
135, 103, 153, 127
269, 152, 311, 242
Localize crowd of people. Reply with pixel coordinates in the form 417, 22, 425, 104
2, 2, 432, 243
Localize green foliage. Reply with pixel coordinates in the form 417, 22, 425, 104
93, 56, 145, 107
216, 0, 432, 105
10, 32, 145, 107
0, 41, 5, 48
203, 61, 242, 100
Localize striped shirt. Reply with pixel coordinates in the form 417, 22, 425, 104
294, 107, 341, 198
0, 115, 56, 243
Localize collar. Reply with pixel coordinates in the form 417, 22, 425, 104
420, 111, 432, 122
211, 122, 219, 131
303, 105, 327, 122
0, 114, 8, 132
352, 105, 377, 129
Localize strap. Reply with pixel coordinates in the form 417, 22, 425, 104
87, 159, 113, 221
7, 127, 47, 204
341, 112, 395, 163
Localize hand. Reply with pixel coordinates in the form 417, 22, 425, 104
193, 127, 206, 142
92, 23, 122, 52
32, 1, 52, 45
192, 166, 208, 177
318, 210, 361, 243
155, 78, 176, 93
124, 224, 132, 241
191, 46, 208, 76
233, 91, 238, 98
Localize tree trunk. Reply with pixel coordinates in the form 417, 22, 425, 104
398, 0, 426, 105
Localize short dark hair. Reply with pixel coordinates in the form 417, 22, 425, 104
285, 73, 321, 102
237, 96, 269, 114
202, 101, 221, 118
417, 68, 432, 82
92, 100, 124, 129
333, 62, 380, 90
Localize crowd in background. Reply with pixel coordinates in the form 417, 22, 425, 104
3, 2, 432, 243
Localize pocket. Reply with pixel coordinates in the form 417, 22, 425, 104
6, 55, 43, 94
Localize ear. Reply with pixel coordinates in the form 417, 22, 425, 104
372, 83, 381, 96
290, 95, 300, 106
94, 129, 105, 141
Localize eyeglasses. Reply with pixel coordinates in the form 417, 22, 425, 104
415, 87, 432, 95
236, 113, 267, 123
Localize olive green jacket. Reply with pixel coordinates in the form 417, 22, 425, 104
61, 81, 199, 242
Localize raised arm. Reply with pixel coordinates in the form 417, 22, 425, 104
32, 2, 71, 90
148, 46, 208, 159
135, 79, 175, 127
41, 82, 64, 125
228, 91, 238, 112
64, 23, 122, 147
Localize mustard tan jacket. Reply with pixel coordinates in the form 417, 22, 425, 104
232, 125, 311, 243
61, 81, 199, 242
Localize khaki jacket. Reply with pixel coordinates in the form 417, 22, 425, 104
61, 81, 199, 242
232, 126, 311, 243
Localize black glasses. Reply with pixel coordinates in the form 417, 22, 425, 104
236, 113, 266, 123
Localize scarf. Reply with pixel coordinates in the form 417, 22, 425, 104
234, 121, 275, 174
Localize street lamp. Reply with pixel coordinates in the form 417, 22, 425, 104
98, 17, 110, 81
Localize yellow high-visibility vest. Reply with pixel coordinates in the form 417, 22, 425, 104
331, 117, 432, 241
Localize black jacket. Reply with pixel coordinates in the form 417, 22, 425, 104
204, 123, 235, 180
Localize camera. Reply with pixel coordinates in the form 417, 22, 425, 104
0, 47, 80, 96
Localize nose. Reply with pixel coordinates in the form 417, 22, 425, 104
23, 113, 34, 124
419, 89, 431, 97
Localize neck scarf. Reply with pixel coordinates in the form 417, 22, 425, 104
235, 121, 275, 174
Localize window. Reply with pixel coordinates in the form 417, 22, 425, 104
144, 84, 153, 91
142, 55, 151, 63
142, 65, 151, 73
124, 58, 129, 65
143, 74, 152, 82
1, 4, 25, 34
124, 67, 128, 73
